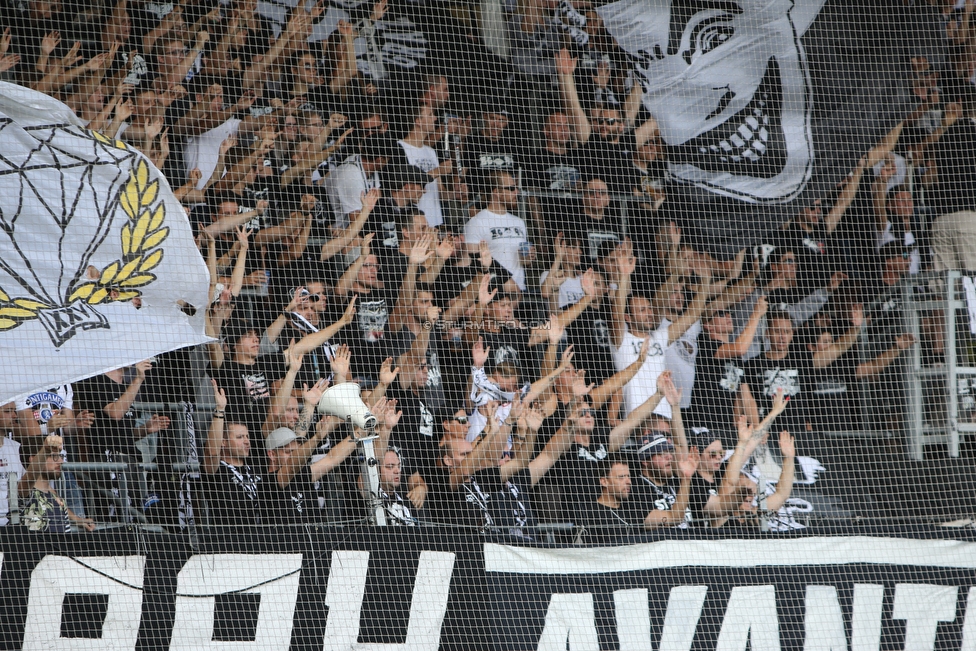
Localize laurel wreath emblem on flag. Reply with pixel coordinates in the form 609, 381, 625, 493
66, 157, 169, 306
0, 123, 168, 346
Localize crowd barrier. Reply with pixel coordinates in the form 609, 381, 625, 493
1, 526, 975, 650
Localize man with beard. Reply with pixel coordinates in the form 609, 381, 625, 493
19, 435, 95, 533
203, 382, 262, 527
464, 170, 533, 291
556, 48, 659, 192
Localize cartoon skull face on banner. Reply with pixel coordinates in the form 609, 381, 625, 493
597, 0, 825, 203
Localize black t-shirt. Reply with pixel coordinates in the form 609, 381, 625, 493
213, 357, 285, 438
688, 467, 724, 524
565, 303, 616, 382
932, 118, 976, 215
742, 345, 815, 435
204, 461, 262, 527
550, 439, 608, 510
575, 499, 637, 544
560, 210, 623, 263
485, 467, 538, 542
74, 374, 138, 458
396, 328, 447, 415
260, 464, 316, 526
688, 336, 746, 434
426, 466, 492, 529
481, 326, 536, 380
340, 287, 406, 382
808, 348, 859, 432
778, 221, 836, 294
387, 390, 439, 482
464, 132, 520, 197
523, 148, 582, 191
368, 198, 409, 251
579, 130, 637, 193
626, 473, 678, 524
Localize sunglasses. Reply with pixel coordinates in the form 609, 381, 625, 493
598, 117, 618, 125
448, 415, 468, 424
580, 408, 595, 417
707, 450, 725, 459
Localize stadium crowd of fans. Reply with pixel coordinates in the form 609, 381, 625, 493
0, 0, 975, 538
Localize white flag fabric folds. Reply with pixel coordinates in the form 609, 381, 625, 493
0, 82, 210, 403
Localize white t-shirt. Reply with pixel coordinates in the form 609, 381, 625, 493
538, 272, 585, 308
184, 118, 241, 189
325, 154, 380, 228
613, 324, 671, 419
464, 209, 528, 290
0, 436, 25, 526
398, 141, 443, 227
662, 318, 701, 410
15, 384, 74, 438
326, 155, 381, 228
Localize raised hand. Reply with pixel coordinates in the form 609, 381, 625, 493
284, 341, 304, 373
360, 187, 380, 213
827, 272, 848, 293
754, 295, 769, 318
637, 334, 652, 362
779, 430, 796, 459
360, 232, 375, 257
303, 378, 329, 407
850, 303, 864, 328
135, 359, 153, 379
41, 30, 60, 56
409, 232, 435, 265
472, 337, 490, 368
339, 295, 358, 327
219, 133, 237, 155
436, 234, 456, 260
371, 0, 388, 21
547, 313, 566, 344
116, 98, 133, 122
557, 344, 575, 372
555, 47, 577, 76
425, 304, 442, 324
735, 414, 753, 445
211, 378, 228, 411
770, 387, 788, 417
379, 357, 400, 385
478, 273, 497, 306
330, 343, 351, 379
658, 370, 682, 406
479, 241, 493, 269
73, 410, 95, 430
678, 447, 700, 478
581, 268, 597, 296
523, 403, 545, 433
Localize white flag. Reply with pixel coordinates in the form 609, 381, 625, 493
0, 81, 210, 403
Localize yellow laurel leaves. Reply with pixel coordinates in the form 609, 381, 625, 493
69, 157, 169, 308
0, 286, 51, 330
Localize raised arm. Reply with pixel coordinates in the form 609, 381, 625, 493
824, 155, 867, 235
203, 380, 227, 474
611, 250, 634, 349
335, 234, 374, 296
590, 335, 651, 409
555, 48, 591, 143
855, 333, 915, 378
812, 304, 863, 369
263, 346, 303, 436
765, 430, 796, 512
644, 450, 698, 530
608, 375, 665, 452
715, 295, 767, 360
293, 297, 358, 356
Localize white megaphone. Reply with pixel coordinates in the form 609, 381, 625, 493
316, 383, 378, 431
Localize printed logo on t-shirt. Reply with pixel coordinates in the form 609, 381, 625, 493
24, 391, 65, 424
762, 367, 800, 398
242, 373, 270, 402
478, 154, 515, 170
630, 337, 663, 358
357, 298, 389, 342
426, 352, 442, 389
592, 319, 611, 348
802, 237, 825, 255
488, 226, 526, 240
545, 164, 580, 190
720, 363, 745, 392
493, 345, 519, 368
419, 402, 434, 438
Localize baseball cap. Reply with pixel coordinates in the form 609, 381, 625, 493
637, 434, 674, 460
266, 427, 300, 451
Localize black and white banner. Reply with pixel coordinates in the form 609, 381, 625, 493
1, 528, 975, 650
596, 0, 927, 252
